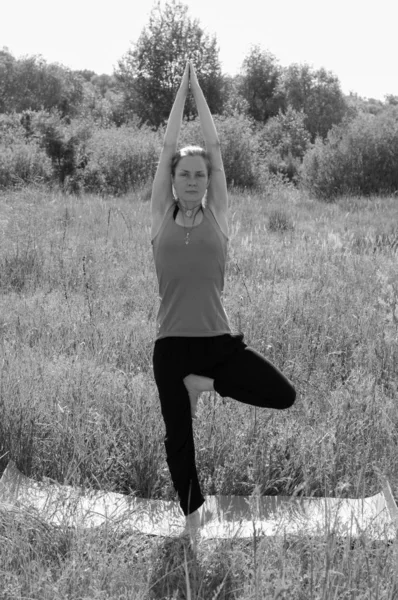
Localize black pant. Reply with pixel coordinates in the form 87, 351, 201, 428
152, 333, 296, 516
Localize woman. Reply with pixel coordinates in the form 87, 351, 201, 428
151, 62, 296, 537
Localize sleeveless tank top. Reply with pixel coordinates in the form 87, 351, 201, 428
151, 202, 232, 340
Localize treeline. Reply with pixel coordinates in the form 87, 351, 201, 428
1, 0, 398, 199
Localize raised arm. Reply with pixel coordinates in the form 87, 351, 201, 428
151, 62, 189, 219
189, 62, 228, 216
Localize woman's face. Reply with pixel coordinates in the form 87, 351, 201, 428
172, 155, 209, 204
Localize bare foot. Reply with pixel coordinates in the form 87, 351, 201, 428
183, 374, 214, 419
182, 503, 210, 546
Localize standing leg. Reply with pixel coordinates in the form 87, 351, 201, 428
153, 339, 205, 516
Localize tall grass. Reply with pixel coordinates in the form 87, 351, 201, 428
0, 185, 397, 598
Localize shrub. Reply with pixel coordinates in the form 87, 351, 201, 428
259, 108, 310, 160
0, 143, 52, 189
0, 114, 52, 189
256, 108, 310, 183
0, 113, 49, 188
301, 107, 398, 199
0, 113, 27, 145
31, 112, 93, 190
81, 123, 161, 195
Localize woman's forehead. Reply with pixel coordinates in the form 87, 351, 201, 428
177, 155, 207, 171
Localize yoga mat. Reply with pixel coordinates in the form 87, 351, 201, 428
0, 461, 396, 540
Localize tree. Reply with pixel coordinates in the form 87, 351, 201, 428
91, 74, 117, 97
115, 0, 224, 127
74, 69, 97, 82
0, 49, 84, 116
222, 74, 249, 117
346, 92, 385, 118
0, 49, 17, 113
257, 107, 311, 182
260, 107, 310, 160
239, 46, 283, 122
278, 64, 347, 140
385, 94, 398, 107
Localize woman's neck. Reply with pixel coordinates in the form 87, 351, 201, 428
177, 200, 203, 218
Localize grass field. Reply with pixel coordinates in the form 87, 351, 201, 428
0, 183, 397, 599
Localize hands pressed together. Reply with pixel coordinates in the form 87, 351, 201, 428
180, 60, 200, 94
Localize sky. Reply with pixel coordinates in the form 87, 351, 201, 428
1, 0, 397, 101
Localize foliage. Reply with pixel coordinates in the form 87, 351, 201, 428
346, 92, 386, 119
80, 123, 161, 195
0, 114, 52, 188
257, 107, 311, 182
116, 0, 224, 127
278, 63, 348, 140
302, 107, 398, 199
259, 107, 310, 160
385, 94, 398, 106
0, 142, 52, 189
73, 68, 97, 82
0, 112, 27, 145
78, 81, 126, 127
222, 75, 250, 117
29, 112, 93, 188
0, 49, 84, 116
90, 73, 118, 97
238, 45, 283, 122
0, 50, 124, 126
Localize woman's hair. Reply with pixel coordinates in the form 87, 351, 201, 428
171, 146, 212, 179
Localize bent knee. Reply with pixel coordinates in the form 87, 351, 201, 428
279, 385, 296, 410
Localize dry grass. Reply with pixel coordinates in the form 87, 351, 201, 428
0, 184, 398, 598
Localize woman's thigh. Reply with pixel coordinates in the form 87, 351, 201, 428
205, 344, 296, 410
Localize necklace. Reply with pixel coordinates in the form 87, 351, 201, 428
178, 200, 202, 219
180, 204, 202, 245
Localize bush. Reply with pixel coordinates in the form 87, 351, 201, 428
31, 112, 93, 190
0, 114, 52, 188
0, 143, 52, 189
81, 123, 161, 195
259, 108, 310, 160
257, 108, 310, 183
302, 107, 398, 199
178, 113, 261, 188
0, 113, 27, 145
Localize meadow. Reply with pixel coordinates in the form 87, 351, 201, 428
0, 183, 397, 599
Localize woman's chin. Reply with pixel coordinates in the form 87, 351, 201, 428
182, 193, 202, 202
